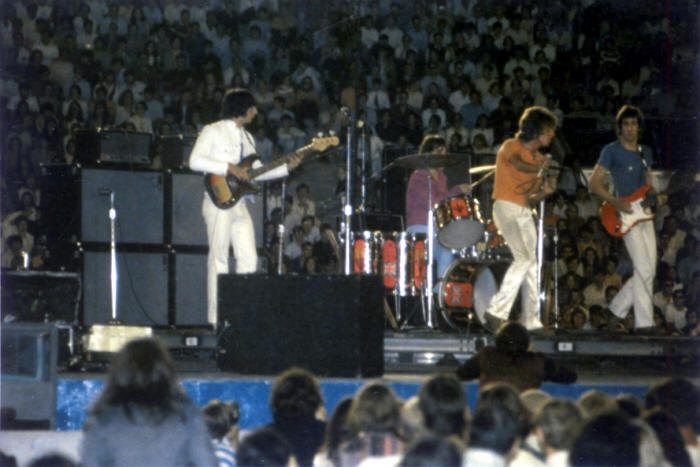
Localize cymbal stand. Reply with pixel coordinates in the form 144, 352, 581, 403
423, 171, 436, 329
358, 119, 367, 211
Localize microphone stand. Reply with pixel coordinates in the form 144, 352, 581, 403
358, 118, 367, 211
277, 179, 287, 275
108, 191, 119, 323
536, 198, 545, 321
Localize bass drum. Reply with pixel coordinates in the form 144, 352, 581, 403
438, 259, 498, 330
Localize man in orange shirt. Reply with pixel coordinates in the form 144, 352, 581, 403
483, 106, 559, 332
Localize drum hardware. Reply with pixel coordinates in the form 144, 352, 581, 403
438, 259, 498, 331
434, 195, 485, 250
351, 230, 427, 328
387, 152, 467, 330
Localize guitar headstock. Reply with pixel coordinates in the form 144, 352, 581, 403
310, 136, 340, 152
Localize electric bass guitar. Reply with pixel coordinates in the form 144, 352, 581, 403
599, 185, 657, 237
204, 136, 339, 209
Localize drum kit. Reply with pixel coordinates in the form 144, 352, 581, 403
351, 153, 511, 332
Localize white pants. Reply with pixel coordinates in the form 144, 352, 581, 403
486, 200, 541, 329
202, 195, 258, 325
609, 219, 656, 328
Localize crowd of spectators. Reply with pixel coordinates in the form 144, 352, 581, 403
2, 335, 700, 467
1, 0, 698, 333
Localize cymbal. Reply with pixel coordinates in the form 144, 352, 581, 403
389, 153, 461, 170
469, 164, 496, 174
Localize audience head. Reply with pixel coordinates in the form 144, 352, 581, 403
569, 411, 640, 467
26, 453, 77, 467
400, 435, 464, 467
494, 321, 529, 353
520, 389, 551, 415
91, 337, 184, 421
237, 426, 295, 467
469, 398, 523, 460
399, 396, 426, 444
615, 393, 643, 419
201, 399, 240, 440
322, 396, 354, 466
417, 373, 469, 440
470, 383, 530, 460
346, 381, 402, 436
644, 377, 699, 429
269, 367, 324, 422
534, 398, 583, 453
576, 389, 616, 420
644, 408, 692, 467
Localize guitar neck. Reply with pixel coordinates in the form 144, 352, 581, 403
247, 144, 315, 179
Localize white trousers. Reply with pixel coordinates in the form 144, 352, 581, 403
486, 200, 541, 329
202, 195, 258, 325
609, 219, 656, 328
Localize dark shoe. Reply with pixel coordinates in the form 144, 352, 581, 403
483, 312, 506, 333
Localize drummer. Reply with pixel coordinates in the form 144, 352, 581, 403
406, 134, 472, 286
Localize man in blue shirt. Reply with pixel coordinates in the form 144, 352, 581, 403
589, 105, 657, 330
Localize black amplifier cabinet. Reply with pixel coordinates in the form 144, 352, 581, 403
76, 129, 152, 166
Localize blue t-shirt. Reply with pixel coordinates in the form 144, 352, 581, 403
597, 141, 652, 197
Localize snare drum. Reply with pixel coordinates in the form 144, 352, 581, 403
434, 195, 485, 250
379, 231, 427, 296
352, 231, 379, 274
438, 258, 498, 330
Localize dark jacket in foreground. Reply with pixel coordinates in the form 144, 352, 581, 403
456, 346, 577, 392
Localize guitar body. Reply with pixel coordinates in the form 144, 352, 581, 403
600, 185, 655, 237
203, 136, 339, 209
204, 155, 260, 209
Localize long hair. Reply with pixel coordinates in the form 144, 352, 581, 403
516, 106, 558, 142
220, 88, 256, 119
615, 104, 644, 134
269, 367, 323, 421
90, 337, 187, 424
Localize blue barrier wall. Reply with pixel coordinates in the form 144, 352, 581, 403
56, 377, 650, 431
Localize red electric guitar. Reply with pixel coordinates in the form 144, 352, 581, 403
204, 136, 338, 209
599, 185, 658, 237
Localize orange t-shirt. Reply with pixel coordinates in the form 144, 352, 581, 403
492, 138, 546, 207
